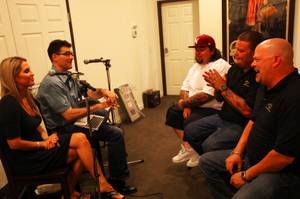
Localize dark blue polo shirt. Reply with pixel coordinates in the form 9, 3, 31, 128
247, 71, 300, 175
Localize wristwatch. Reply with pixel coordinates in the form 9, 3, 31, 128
241, 170, 249, 182
219, 84, 228, 92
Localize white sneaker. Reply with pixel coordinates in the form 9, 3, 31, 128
186, 153, 200, 167
172, 145, 195, 163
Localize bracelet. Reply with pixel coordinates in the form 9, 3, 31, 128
241, 170, 249, 182
37, 141, 40, 149
230, 151, 242, 157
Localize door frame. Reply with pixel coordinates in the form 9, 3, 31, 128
157, 0, 198, 96
65, 0, 78, 71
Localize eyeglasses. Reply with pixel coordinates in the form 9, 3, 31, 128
57, 51, 74, 57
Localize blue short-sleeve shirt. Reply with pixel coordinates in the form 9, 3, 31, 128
37, 68, 82, 129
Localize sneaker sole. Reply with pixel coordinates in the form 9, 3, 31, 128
186, 162, 199, 167
172, 157, 190, 163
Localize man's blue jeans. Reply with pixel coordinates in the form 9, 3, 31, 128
93, 109, 129, 180
94, 123, 129, 180
200, 150, 300, 199
184, 114, 243, 154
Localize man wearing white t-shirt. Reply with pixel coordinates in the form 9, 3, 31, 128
165, 34, 231, 167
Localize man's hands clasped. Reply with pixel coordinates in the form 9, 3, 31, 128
102, 89, 119, 108
225, 152, 247, 188
203, 69, 227, 91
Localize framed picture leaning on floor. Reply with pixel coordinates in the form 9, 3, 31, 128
114, 84, 143, 122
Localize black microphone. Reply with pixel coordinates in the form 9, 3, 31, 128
48, 69, 84, 76
79, 80, 96, 91
83, 58, 103, 64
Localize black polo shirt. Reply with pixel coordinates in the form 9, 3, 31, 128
218, 64, 259, 127
247, 71, 300, 175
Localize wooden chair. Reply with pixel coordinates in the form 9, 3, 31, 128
0, 141, 72, 199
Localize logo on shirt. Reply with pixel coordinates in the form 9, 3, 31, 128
243, 80, 250, 87
265, 103, 272, 112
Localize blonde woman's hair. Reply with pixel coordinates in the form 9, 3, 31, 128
0, 56, 38, 114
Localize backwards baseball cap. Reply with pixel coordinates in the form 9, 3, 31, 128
188, 34, 216, 49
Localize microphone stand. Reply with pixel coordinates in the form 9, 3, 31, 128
81, 85, 102, 199
102, 59, 116, 125
100, 59, 144, 166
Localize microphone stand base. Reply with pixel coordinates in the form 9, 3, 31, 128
103, 159, 144, 167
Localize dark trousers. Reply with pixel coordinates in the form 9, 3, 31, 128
200, 150, 300, 199
165, 105, 219, 130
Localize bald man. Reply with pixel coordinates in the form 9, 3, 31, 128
199, 38, 300, 199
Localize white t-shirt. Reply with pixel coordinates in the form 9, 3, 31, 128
181, 58, 231, 110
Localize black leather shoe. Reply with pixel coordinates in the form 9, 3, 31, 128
100, 190, 125, 199
108, 179, 137, 195
118, 185, 137, 195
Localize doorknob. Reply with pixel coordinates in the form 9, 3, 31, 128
164, 47, 168, 54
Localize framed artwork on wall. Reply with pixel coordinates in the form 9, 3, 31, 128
222, 0, 295, 63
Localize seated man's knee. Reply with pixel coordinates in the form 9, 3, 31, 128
183, 123, 199, 141
233, 173, 283, 199
202, 140, 212, 153
200, 150, 230, 174
199, 152, 215, 173
108, 126, 124, 140
165, 105, 183, 129
165, 106, 176, 120
202, 135, 218, 153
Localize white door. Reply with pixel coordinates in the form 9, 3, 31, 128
7, 0, 71, 84
162, 1, 198, 95
0, 0, 16, 62
0, 0, 16, 188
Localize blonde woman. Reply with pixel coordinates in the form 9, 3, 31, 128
0, 56, 124, 199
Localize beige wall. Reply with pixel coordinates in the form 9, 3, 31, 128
68, 0, 162, 108
69, 0, 300, 109
199, 0, 223, 52
1, 0, 300, 189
